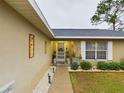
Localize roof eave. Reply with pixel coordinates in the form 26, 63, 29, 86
4, 0, 54, 38
55, 36, 124, 39
28, 0, 54, 38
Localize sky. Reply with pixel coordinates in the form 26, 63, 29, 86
36, 0, 109, 29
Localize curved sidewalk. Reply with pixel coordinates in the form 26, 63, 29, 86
48, 64, 73, 93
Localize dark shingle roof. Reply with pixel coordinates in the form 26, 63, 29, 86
52, 29, 124, 37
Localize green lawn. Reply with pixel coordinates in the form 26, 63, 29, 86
70, 72, 124, 93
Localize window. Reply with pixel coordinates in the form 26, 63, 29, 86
86, 42, 95, 59
86, 42, 108, 60
97, 42, 107, 59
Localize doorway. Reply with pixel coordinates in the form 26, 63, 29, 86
56, 42, 66, 62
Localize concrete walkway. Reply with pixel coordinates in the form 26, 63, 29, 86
48, 64, 73, 93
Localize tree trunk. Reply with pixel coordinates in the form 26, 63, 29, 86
113, 22, 115, 31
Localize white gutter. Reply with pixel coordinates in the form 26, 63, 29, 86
28, 0, 55, 37
55, 36, 124, 39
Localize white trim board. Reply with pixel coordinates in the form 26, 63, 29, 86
55, 36, 124, 39
81, 41, 86, 60
108, 41, 113, 60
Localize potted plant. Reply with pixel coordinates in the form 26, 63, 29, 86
52, 51, 56, 65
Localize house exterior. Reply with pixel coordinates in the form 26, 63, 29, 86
52, 29, 124, 62
0, 0, 54, 93
0, 0, 124, 93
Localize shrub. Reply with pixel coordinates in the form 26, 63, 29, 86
97, 61, 120, 70
107, 62, 120, 70
71, 62, 79, 70
97, 62, 108, 70
120, 61, 124, 70
80, 61, 92, 70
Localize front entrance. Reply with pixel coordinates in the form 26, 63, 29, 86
56, 42, 66, 62
51, 41, 74, 64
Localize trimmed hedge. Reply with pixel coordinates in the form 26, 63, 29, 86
80, 61, 92, 70
120, 61, 124, 70
71, 62, 79, 70
70, 60, 124, 70
108, 62, 120, 70
97, 61, 120, 70
97, 62, 108, 70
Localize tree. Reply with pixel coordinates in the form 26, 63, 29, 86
91, 0, 124, 31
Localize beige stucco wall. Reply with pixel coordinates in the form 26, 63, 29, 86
113, 40, 124, 61
51, 41, 56, 54
73, 41, 81, 57
0, 1, 51, 93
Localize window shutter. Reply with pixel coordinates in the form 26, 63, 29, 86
108, 41, 113, 60
81, 41, 86, 60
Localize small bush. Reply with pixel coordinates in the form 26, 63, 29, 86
97, 61, 120, 70
71, 62, 79, 70
120, 61, 124, 70
97, 62, 108, 70
80, 61, 92, 70
107, 62, 120, 70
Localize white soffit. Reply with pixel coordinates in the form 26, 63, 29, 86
4, 0, 54, 38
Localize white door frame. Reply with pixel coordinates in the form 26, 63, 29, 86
56, 41, 66, 62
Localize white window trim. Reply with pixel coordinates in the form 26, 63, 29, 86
81, 41, 86, 60
108, 41, 113, 60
